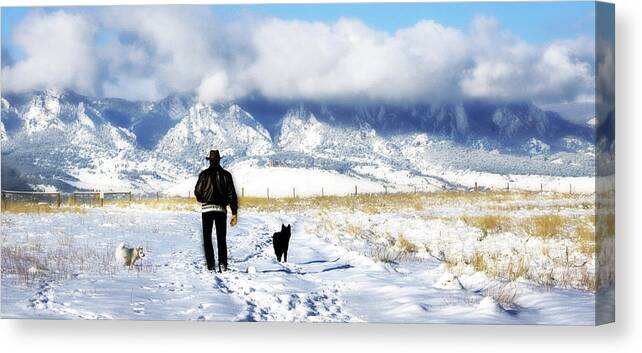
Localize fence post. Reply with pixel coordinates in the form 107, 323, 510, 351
354, 185, 358, 196
540, 183, 543, 193
569, 184, 572, 194
384, 186, 388, 195
506, 183, 510, 191
321, 187, 324, 197
267, 187, 270, 200
156, 191, 159, 201
241, 187, 244, 198
56, 193, 61, 207
474, 182, 478, 192
293, 187, 296, 199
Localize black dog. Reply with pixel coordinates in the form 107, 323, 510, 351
272, 224, 291, 262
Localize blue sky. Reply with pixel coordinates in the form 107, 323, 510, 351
216, 2, 595, 42
2, 2, 595, 61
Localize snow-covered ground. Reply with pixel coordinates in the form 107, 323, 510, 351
164, 162, 596, 198
1, 206, 599, 324
165, 165, 387, 198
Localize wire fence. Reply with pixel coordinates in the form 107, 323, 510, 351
1, 179, 603, 211
1, 190, 132, 211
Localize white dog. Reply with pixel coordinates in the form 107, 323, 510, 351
115, 243, 145, 269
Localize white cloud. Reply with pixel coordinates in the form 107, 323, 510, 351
197, 70, 249, 102
1, 11, 98, 95
102, 76, 161, 102
96, 6, 226, 101
243, 18, 469, 103
460, 16, 594, 103
1, 9, 596, 105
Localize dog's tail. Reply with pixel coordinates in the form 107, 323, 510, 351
115, 242, 125, 262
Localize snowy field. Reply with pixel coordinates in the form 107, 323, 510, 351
164, 164, 596, 198
1, 193, 609, 324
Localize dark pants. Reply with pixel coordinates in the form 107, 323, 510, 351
202, 212, 227, 271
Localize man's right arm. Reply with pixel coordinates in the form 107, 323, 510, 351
194, 171, 205, 203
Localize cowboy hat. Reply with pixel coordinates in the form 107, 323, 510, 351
205, 150, 222, 160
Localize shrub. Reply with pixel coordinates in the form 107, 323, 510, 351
368, 245, 406, 264
484, 282, 519, 308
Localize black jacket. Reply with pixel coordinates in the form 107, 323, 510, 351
194, 165, 238, 215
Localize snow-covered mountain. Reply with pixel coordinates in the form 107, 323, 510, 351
1, 90, 596, 194
1, 90, 190, 192
155, 102, 273, 172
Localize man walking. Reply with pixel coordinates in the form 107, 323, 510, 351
194, 150, 238, 272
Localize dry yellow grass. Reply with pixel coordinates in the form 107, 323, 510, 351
596, 213, 615, 238
241, 190, 585, 214
507, 257, 528, 281
469, 251, 487, 272
488, 200, 595, 212
3, 190, 593, 216
575, 224, 595, 256
584, 214, 597, 227
104, 197, 197, 210
606, 213, 615, 236
1, 203, 86, 214
577, 201, 593, 209
1, 235, 124, 284
462, 215, 511, 236
526, 214, 565, 238
397, 234, 418, 254
345, 224, 362, 238
238, 192, 428, 214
